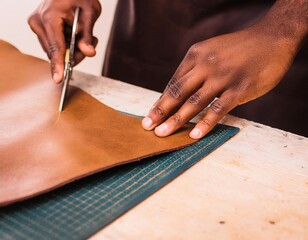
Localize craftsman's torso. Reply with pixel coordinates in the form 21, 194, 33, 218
103, 0, 275, 91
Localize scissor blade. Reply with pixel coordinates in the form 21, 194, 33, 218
59, 68, 70, 111
58, 7, 80, 111
69, 7, 80, 64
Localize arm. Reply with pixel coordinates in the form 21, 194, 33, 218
28, 0, 101, 83
142, 0, 308, 139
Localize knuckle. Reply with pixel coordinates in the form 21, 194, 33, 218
186, 43, 201, 61
225, 93, 240, 106
82, 0, 102, 19
237, 76, 253, 92
188, 92, 202, 106
200, 119, 213, 128
228, 74, 255, 104
27, 15, 37, 27
203, 51, 220, 65
41, 9, 53, 22
171, 114, 182, 125
209, 99, 226, 115
151, 105, 165, 118
165, 77, 182, 99
48, 43, 60, 58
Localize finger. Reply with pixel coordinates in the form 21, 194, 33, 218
44, 18, 66, 83
189, 93, 238, 139
171, 44, 201, 80
154, 82, 220, 137
77, 5, 101, 57
28, 16, 47, 52
77, 35, 98, 59
142, 43, 206, 130
73, 37, 98, 65
142, 69, 205, 130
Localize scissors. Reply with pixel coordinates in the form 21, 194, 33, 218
59, 7, 80, 111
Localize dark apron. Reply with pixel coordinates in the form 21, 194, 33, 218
103, 0, 308, 136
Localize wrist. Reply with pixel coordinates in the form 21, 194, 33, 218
254, 0, 307, 56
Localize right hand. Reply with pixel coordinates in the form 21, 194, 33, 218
28, 0, 102, 83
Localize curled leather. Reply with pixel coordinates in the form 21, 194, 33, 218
0, 40, 196, 206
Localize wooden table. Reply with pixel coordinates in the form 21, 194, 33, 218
72, 71, 308, 240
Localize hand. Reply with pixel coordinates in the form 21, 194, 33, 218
28, 0, 101, 83
142, 20, 300, 139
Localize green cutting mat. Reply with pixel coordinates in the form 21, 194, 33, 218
0, 124, 239, 240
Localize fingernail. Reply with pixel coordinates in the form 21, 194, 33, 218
142, 117, 153, 129
155, 123, 168, 135
87, 44, 95, 50
190, 128, 201, 139
53, 72, 61, 83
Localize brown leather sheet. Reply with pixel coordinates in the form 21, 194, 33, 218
0, 40, 195, 206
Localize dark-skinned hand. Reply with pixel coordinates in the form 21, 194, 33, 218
142, 0, 307, 139
28, 0, 101, 83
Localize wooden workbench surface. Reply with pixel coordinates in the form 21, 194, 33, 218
72, 71, 308, 240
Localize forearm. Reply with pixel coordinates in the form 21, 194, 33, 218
257, 0, 308, 55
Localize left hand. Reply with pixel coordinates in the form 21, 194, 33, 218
141, 22, 296, 139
